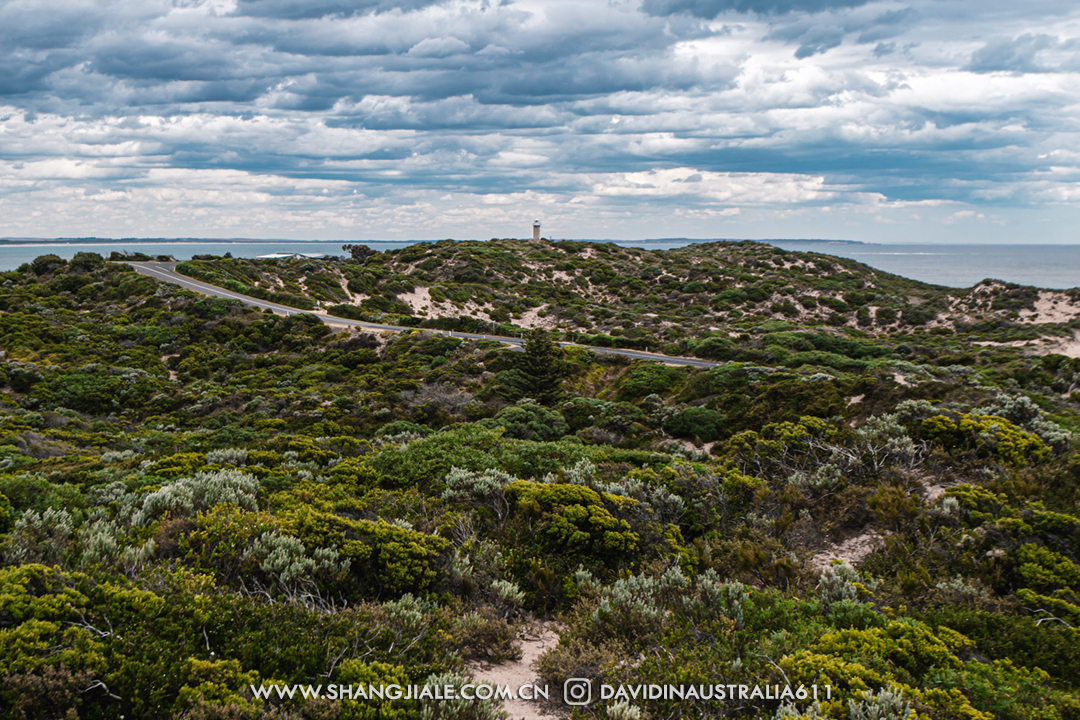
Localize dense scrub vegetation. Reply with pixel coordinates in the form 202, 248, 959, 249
177, 240, 1080, 353
0, 250, 1079, 719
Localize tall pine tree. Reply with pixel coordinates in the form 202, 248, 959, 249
499, 329, 567, 405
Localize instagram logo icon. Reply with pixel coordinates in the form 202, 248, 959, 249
563, 679, 592, 706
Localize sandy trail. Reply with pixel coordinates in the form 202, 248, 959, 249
470, 624, 564, 720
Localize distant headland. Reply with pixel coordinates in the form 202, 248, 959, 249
0, 236, 869, 246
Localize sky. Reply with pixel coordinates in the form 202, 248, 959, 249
1, 0, 1079, 243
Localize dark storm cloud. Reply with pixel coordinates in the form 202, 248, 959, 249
0, 52, 77, 95
793, 30, 844, 58
855, 7, 917, 43
0, 2, 106, 50
763, 21, 844, 57
967, 34, 1058, 74
758, 5, 917, 59
232, 0, 448, 19
640, 0, 870, 20
88, 37, 257, 83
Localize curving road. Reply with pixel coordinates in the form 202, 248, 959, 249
126, 261, 720, 369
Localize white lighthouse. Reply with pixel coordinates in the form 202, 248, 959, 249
532, 219, 541, 242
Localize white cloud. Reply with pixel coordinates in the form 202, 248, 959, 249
407, 37, 471, 57
0, 0, 1078, 242
588, 168, 837, 205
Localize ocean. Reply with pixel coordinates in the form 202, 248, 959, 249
2, 238, 1079, 290
765, 242, 1080, 290
0, 240, 411, 270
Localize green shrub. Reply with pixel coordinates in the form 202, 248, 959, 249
920, 412, 1050, 465
508, 481, 639, 559
0, 491, 10, 533
665, 406, 727, 442
901, 306, 936, 325
478, 404, 569, 442
618, 364, 685, 399
30, 254, 66, 276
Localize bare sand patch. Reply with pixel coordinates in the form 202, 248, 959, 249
973, 332, 1080, 358
394, 288, 495, 322
457, 301, 494, 322
330, 270, 368, 305
810, 531, 887, 572
1033, 331, 1080, 358
161, 354, 179, 382
663, 438, 716, 455
922, 481, 946, 502
518, 306, 558, 330
399, 287, 435, 315
470, 624, 564, 720
972, 339, 1037, 348
1018, 291, 1080, 324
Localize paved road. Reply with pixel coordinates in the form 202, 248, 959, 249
126, 261, 720, 369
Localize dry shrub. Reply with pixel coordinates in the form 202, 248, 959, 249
450, 607, 522, 663
535, 632, 628, 691
1, 665, 93, 720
